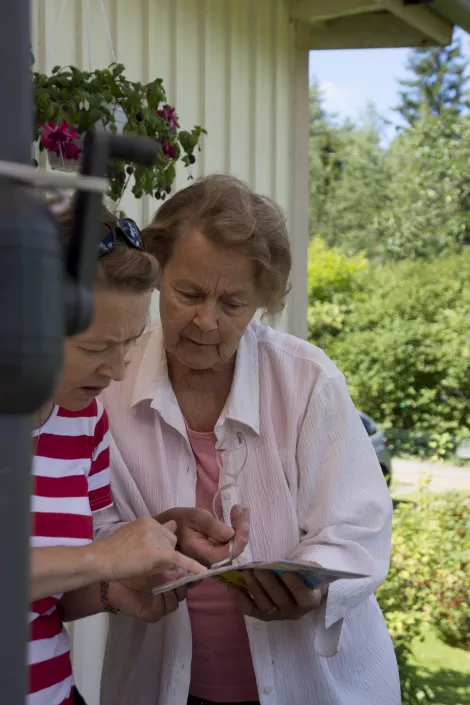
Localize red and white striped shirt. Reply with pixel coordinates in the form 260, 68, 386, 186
29, 399, 112, 705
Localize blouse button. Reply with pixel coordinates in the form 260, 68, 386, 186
263, 685, 274, 694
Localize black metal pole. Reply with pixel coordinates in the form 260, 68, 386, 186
0, 415, 32, 704
0, 2, 38, 703
0, 0, 31, 165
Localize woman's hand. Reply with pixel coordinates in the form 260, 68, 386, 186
108, 580, 187, 623
232, 566, 327, 622
95, 517, 207, 581
156, 505, 250, 567
30, 518, 205, 603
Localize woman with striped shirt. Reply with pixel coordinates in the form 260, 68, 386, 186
29, 204, 208, 705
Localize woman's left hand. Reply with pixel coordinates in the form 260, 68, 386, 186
232, 568, 327, 622
108, 580, 188, 622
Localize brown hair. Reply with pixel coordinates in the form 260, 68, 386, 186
142, 174, 292, 317
56, 201, 159, 294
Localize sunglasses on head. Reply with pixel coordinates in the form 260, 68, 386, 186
99, 217, 145, 257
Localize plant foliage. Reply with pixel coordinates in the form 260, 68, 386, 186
33, 62, 206, 201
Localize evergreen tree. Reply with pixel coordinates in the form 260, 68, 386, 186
308, 79, 353, 234
396, 36, 469, 126
320, 106, 392, 257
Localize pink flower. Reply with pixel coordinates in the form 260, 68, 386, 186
161, 137, 177, 161
61, 141, 81, 160
40, 120, 82, 159
157, 104, 180, 133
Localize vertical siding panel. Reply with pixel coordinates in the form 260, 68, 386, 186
146, 0, 172, 93
34, 0, 47, 70
198, 0, 208, 175
174, 0, 203, 191
145, 0, 173, 225
228, 0, 251, 181
74, 0, 84, 69
253, 0, 273, 196
82, 0, 117, 68
274, 0, 292, 215
202, 0, 227, 175
140, 0, 151, 227
30, 1, 40, 67
109, 0, 119, 63
273, 0, 294, 333
114, 0, 144, 79
248, 0, 258, 185
270, 0, 279, 201
141, 0, 151, 83
34, 0, 80, 71
112, 1, 146, 223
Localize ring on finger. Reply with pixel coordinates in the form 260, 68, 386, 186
267, 606, 277, 616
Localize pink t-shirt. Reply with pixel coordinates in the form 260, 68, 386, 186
186, 427, 259, 703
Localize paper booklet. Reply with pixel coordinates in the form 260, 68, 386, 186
151, 560, 368, 596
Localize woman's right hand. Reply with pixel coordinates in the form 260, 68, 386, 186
95, 517, 207, 582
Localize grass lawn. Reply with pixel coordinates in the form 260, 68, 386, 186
411, 628, 470, 705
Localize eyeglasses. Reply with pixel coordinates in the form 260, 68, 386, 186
99, 217, 144, 257
211, 431, 247, 569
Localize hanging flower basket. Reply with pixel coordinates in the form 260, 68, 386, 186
33, 63, 206, 201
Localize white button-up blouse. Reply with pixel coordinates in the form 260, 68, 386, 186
95, 320, 400, 705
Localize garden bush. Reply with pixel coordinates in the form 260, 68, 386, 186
378, 497, 438, 704
378, 492, 470, 703
317, 251, 470, 439
428, 495, 470, 651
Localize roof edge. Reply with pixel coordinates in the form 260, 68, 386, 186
433, 0, 470, 34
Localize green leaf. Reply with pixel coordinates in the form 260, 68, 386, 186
88, 108, 103, 125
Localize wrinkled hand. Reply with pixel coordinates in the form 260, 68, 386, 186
108, 575, 187, 623
157, 506, 250, 567
95, 517, 206, 582
231, 563, 327, 622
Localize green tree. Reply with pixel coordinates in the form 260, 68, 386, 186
318, 106, 392, 257
308, 80, 353, 234
396, 37, 469, 127
378, 116, 470, 260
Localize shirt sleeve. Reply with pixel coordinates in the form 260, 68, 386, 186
289, 372, 393, 656
87, 403, 113, 513
93, 432, 138, 540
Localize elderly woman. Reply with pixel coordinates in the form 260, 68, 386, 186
95, 175, 400, 705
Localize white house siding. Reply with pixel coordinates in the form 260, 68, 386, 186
31, 2, 308, 702
31, 0, 308, 337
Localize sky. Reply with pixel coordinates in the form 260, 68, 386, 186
309, 29, 470, 138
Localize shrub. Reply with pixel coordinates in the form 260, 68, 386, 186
377, 497, 438, 704
324, 251, 470, 438
307, 237, 367, 350
428, 495, 470, 650
378, 492, 470, 703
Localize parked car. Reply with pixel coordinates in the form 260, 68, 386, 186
359, 411, 392, 486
